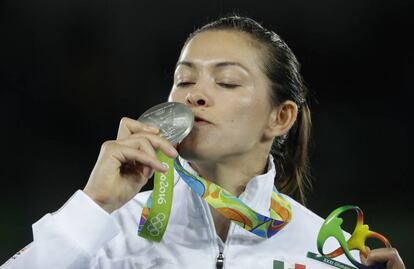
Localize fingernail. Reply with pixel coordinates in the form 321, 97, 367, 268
161, 163, 169, 172
169, 147, 178, 156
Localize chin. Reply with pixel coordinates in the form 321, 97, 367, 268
177, 140, 213, 162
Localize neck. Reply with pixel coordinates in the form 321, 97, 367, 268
189, 151, 269, 197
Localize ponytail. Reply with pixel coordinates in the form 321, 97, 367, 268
272, 102, 312, 204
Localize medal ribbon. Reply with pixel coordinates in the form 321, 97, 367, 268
138, 157, 292, 241
138, 150, 174, 242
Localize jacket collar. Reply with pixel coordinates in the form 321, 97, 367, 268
177, 155, 277, 217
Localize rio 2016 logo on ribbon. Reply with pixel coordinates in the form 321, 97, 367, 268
157, 162, 169, 205
138, 150, 174, 242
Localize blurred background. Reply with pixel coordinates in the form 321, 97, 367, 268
0, 0, 412, 266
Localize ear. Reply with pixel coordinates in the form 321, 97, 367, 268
264, 100, 298, 140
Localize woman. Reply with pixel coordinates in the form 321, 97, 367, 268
2, 16, 405, 269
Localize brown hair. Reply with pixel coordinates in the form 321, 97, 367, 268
185, 15, 313, 204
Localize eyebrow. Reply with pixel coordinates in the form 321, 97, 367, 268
175, 61, 250, 74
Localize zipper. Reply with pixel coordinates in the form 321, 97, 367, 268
215, 236, 225, 269
213, 213, 235, 269
216, 252, 224, 269
197, 192, 227, 269
195, 186, 237, 269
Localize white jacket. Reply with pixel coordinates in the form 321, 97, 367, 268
1, 157, 356, 269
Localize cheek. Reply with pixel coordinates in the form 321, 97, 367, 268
228, 94, 269, 125
222, 94, 270, 146
168, 89, 185, 102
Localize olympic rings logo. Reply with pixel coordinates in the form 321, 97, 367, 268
146, 213, 166, 236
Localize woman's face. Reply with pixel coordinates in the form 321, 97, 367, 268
169, 30, 275, 162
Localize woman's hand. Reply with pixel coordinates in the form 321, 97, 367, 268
83, 117, 178, 213
361, 247, 405, 269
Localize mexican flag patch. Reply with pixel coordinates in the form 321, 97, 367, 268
273, 260, 306, 269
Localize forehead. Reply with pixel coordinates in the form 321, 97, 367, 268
178, 30, 265, 71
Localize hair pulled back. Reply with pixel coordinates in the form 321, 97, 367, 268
185, 15, 312, 204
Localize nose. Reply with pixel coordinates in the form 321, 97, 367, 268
185, 92, 210, 107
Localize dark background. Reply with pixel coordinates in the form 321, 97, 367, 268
1, 0, 412, 266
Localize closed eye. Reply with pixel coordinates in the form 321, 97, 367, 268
217, 83, 240, 89
176, 82, 195, 87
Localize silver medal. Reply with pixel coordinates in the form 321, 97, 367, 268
138, 102, 194, 144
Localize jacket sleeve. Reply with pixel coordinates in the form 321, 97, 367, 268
1, 190, 121, 269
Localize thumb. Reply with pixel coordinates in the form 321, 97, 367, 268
360, 246, 371, 265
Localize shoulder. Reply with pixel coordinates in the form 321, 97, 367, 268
282, 194, 352, 242
282, 194, 325, 230
279, 194, 327, 250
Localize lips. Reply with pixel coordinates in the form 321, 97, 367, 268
193, 113, 211, 125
